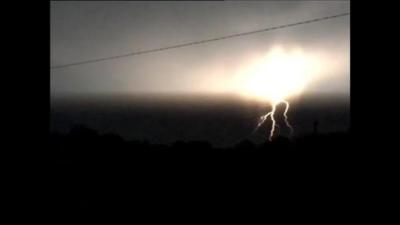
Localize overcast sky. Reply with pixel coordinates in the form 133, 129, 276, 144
51, 1, 350, 97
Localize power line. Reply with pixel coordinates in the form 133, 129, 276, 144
51, 12, 349, 70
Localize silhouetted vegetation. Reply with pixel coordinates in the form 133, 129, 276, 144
48, 124, 353, 223
50, 124, 350, 160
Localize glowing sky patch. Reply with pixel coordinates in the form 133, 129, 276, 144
232, 46, 321, 103
232, 46, 323, 140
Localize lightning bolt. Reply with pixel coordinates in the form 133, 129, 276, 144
268, 103, 277, 141
282, 100, 294, 137
254, 100, 294, 141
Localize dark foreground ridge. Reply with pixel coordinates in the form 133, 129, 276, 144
48, 125, 355, 223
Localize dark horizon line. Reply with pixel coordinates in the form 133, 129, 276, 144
50, 124, 350, 147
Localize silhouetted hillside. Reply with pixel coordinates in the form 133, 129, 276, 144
48, 124, 354, 223
49, 124, 351, 164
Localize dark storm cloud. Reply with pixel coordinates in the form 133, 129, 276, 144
51, 1, 350, 96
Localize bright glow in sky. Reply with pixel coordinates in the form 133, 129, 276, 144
231, 46, 322, 103
51, 1, 349, 97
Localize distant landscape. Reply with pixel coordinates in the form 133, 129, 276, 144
51, 93, 349, 147
49, 93, 351, 216
49, 119, 352, 215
